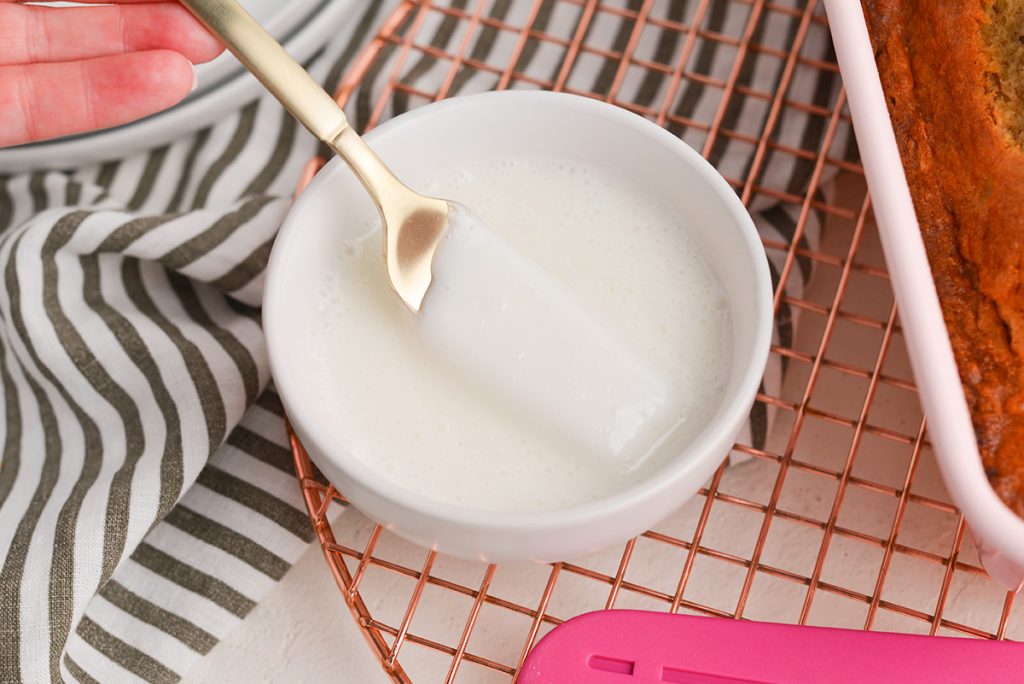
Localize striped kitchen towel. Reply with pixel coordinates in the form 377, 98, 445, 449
0, 0, 848, 681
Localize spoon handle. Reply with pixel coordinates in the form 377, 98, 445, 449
179, 0, 348, 144
181, 0, 451, 312
179, 1, 420, 208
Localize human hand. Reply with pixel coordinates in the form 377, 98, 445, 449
0, 1, 224, 148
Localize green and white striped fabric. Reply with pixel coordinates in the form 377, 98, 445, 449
0, 0, 846, 681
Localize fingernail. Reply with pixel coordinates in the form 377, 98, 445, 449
190, 64, 199, 93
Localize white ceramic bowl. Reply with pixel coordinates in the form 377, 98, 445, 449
264, 91, 773, 562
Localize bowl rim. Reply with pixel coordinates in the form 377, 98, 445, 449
264, 90, 774, 532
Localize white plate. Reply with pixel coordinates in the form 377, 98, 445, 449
824, 0, 1024, 591
1, 0, 356, 172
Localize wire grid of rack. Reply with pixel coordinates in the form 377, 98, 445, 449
289, 0, 1022, 680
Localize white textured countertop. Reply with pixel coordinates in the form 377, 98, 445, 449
185, 513, 389, 684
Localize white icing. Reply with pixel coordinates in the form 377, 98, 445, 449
309, 155, 731, 512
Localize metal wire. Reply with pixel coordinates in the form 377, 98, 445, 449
291, 0, 1021, 680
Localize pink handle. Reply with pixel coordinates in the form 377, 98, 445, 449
519, 610, 1024, 683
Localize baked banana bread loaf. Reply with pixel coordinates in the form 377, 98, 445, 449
865, 0, 1024, 515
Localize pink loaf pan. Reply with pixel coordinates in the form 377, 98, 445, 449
822, 0, 1024, 591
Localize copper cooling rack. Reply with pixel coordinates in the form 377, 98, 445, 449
289, 0, 1022, 680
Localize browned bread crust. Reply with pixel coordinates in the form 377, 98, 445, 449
865, 0, 1024, 515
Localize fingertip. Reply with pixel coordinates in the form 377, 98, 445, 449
121, 4, 225, 64
187, 28, 226, 65
167, 5, 225, 64
92, 50, 196, 116
144, 49, 196, 104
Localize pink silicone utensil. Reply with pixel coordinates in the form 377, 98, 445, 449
518, 610, 1024, 683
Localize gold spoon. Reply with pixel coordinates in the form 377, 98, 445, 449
180, 0, 449, 312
